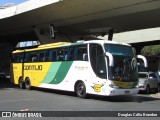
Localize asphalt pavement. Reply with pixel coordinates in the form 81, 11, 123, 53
1, 79, 160, 120
1, 78, 160, 99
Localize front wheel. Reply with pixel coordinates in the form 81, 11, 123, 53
75, 82, 87, 98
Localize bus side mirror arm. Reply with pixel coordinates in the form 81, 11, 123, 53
137, 55, 148, 67
105, 52, 114, 67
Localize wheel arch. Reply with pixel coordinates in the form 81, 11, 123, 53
18, 76, 23, 81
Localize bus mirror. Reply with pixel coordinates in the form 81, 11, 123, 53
105, 52, 114, 66
137, 55, 148, 68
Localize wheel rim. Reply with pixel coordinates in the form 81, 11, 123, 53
26, 80, 30, 88
78, 85, 85, 95
76, 82, 86, 98
19, 79, 23, 88
25, 78, 31, 89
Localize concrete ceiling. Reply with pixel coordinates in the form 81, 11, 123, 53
1, 0, 160, 41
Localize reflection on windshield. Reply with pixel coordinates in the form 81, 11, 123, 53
105, 44, 134, 56
108, 56, 138, 82
104, 44, 138, 82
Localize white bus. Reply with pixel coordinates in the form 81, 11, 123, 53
10, 40, 147, 98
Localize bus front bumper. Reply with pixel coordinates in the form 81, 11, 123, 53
106, 88, 139, 96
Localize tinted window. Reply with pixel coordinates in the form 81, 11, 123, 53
89, 44, 106, 79
73, 45, 88, 61
12, 53, 23, 63
12, 44, 88, 63
104, 44, 134, 56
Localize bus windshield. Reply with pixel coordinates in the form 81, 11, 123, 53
105, 44, 134, 56
104, 44, 138, 82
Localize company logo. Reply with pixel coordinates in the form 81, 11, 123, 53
91, 84, 103, 93
23, 65, 42, 70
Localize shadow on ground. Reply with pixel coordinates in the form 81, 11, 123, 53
1, 78, 160, 103
0, 78, 16, 89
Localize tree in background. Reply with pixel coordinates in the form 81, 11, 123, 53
141, 45, 160, 55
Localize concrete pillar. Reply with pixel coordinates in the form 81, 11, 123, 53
0, 43, 15, 75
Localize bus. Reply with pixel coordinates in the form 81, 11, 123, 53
10, 40, 147, 98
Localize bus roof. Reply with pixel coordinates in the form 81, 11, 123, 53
12, 40, 131, 53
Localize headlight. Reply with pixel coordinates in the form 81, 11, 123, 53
109, 82, 119, 89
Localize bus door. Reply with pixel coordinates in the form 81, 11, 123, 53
89, 44, 107, 80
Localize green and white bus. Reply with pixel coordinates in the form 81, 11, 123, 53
10, 40, 147, 98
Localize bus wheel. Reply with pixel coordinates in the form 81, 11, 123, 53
75, 82, 87, 98
25, 78, 31, 90
19, 78, 25, 89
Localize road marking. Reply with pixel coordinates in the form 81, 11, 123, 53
21, 109, 30, 111
0, 98, 33, 103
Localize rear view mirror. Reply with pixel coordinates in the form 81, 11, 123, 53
105, 52, 114, 67
137, 55, 148, 67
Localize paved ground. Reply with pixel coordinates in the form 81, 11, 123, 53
0, 79, 160, 120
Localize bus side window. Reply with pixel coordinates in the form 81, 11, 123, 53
58, 49, 64, 61
45, 51, 49, 62
74, 45, 88, 61
64, 47, 69, 61
53, 50, 58, 61
32, 57, 36, 62
48, 50, 52, 61
68, 47, 74, 60
27, 52, 37, 62
31, 52, 37, 62
25, 52, 31, 62
12, 53, 22, 63
39, 52, 45, 62
49, 49, 58, 61
74, 48, 78, 60
29, 53, 32, 62
24, 53, 27, 62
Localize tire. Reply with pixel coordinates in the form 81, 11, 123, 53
75, 82, 87, 98
145, 85, 150, 94
154, 84, 159, 93
153, 87, 157, 94
19, 78, 25, 89
25, 78, 31, 90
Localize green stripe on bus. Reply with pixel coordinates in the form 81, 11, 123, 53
41, 61, 73, 84
49, 61, 73, 84
41, 62, 61, 84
